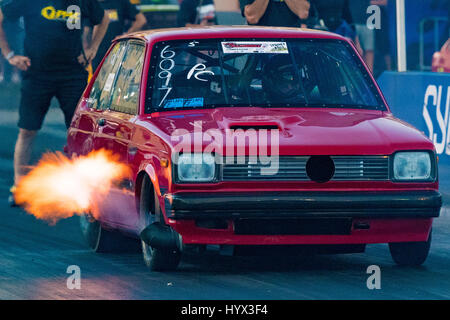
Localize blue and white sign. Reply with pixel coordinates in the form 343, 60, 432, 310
378, 71, 450, 165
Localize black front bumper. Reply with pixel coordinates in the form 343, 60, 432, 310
163, 190, 442, 219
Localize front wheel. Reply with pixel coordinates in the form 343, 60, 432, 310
142, 240, 181, 271
389, 230, 432, 266
140, 176, 181, 271
79, 213, 139, 253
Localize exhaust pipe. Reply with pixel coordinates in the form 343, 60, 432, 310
140, 222, 179, 250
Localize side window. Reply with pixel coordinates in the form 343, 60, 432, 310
109, 42, 145, 115
89, 41, 127, 110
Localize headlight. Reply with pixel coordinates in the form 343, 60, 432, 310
175, 153, 217, 183
393, 151, 434, 181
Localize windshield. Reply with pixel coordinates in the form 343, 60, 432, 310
147, 39, 386, 112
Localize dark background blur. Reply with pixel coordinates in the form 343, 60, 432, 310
1, 0, 449, 89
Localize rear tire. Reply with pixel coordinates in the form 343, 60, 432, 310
140, 176, 181, 271
79, 213, 140, 253
389, 230, 432, 266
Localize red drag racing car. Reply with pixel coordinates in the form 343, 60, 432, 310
67, 27, 442, 270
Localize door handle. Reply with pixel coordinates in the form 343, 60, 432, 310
97, 118, 106, 127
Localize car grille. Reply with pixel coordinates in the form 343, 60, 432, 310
222, 156, 389, 181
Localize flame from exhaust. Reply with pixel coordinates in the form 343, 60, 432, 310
15, 149, 130, 224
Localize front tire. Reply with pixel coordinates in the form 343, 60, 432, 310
139, 176, 181, 271
389, 230, 432, 266
79, 213, 139, 253
142, 240, 181, 271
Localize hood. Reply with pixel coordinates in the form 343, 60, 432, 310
138, 107, 434, 156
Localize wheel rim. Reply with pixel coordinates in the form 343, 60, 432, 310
140, 179, 156, 265
141, 240, 154, 266
79, 213, 101, 250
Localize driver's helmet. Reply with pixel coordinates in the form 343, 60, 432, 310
262, 54, 302, 102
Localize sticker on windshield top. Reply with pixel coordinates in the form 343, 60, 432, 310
221, 41, 289, 54
163, 97, 204, 108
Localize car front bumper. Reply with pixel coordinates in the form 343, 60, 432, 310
163, 190, 441, 245
163, 190, 442, 219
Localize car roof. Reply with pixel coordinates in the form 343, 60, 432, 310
114, 26, 347, 44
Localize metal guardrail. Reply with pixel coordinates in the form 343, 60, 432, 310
419, 17, 449, 71
137, 4, 245, 28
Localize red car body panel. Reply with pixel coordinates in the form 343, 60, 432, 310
138, 108, 433, 156
67, 27, 440, 246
